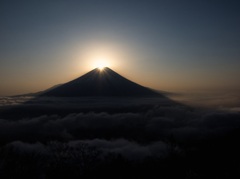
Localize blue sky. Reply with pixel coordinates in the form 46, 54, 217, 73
1, 0, 240, 96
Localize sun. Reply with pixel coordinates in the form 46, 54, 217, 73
95, 60, 109, 70
98, 65, 105, 70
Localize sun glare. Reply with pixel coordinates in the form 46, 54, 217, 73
95, 60, 109, 70
98, 65, 105, 70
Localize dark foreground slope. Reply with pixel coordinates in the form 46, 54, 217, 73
40, 67, 162, 97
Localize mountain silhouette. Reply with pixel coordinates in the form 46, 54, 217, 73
12, 84, 63, 97
40, 67, 162, 97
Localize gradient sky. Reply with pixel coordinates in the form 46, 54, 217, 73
1, 0, 240, 96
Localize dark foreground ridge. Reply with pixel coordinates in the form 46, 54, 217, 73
40, 67, 162, 97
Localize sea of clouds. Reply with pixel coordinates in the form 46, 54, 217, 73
0, 94, 240, 160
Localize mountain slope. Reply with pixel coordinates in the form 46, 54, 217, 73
40, 67, 162, 97
12, 84, 63, 97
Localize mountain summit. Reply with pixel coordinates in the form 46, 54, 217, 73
40, 67, 162, 97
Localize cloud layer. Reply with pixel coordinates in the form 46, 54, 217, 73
0, 96, 240, 160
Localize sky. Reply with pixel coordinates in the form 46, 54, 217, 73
0, 0, 240, 96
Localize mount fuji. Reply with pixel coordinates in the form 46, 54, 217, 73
40, 67, 162, 97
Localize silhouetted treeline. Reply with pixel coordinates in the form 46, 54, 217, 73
1, 130, 240, 179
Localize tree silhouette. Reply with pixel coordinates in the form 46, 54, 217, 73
69, 142, 102, 176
